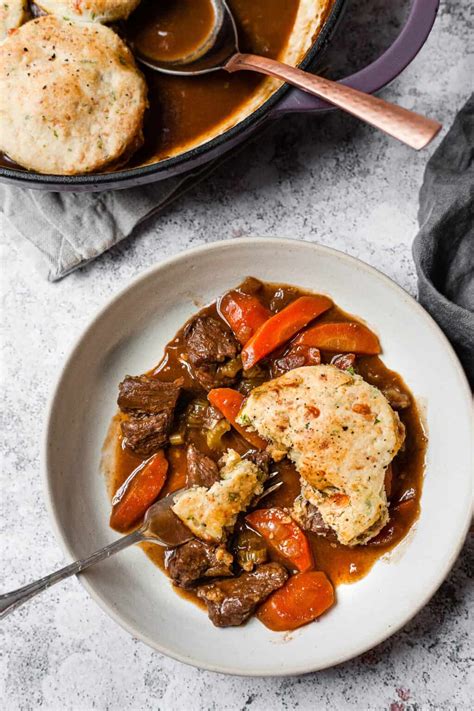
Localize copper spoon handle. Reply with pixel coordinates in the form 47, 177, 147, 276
225, 53, 441, 150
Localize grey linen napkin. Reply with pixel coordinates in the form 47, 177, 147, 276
413, 94, 474, 387
0, 159, 219, 281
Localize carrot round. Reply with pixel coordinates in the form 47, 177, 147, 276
246, 508, 314, 573
208, 388, 267, 449
257, 571, 334, 631
220, 290, 271, 345
295, 321, 380, 355
241, 295, 333, 369
110, 450, 168, 532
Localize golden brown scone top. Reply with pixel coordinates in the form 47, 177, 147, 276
0, 15, 148, 175
35, 1, 141, 24
239, 365, 405, 545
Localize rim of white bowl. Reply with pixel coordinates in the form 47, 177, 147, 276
42, 237, 473, 676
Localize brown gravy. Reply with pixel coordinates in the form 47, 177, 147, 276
0, 0, 300, 172
105, 280, 427, 609
128, 0, 300, 166
128, 0, 218, 64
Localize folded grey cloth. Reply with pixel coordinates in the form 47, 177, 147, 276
413, 93, 474, 388
0, 159, 219, 281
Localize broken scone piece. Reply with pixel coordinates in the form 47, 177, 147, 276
238, 365, 405, 546
172, 450, 266, 542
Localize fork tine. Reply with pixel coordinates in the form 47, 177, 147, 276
254, 480, 283, 505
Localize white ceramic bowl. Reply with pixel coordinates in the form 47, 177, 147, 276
44, 238, 472, 675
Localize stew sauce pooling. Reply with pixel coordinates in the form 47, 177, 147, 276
104, 278, 427, 629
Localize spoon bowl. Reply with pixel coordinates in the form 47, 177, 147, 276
130, 0, 238, 75
141, 489, 195, 547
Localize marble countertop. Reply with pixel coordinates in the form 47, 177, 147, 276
1, 1, 472, 708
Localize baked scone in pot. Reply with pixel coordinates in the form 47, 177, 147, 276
0, 15, 148, 175
35, 0, 141, 24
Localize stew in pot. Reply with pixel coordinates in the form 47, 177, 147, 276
126, 0, 301, 166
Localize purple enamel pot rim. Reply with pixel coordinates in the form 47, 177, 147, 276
273, 0, 441, 115
0, 0, 439, 192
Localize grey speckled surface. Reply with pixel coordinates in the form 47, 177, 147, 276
1, 1, 473, 709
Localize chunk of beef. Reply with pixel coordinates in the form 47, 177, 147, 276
203, 404, 224, 429
302, 505, 334, 537
293, 496, 336, 539
192, 364, 238, 392
269, 287, 299, 313
331, 353, 356, 371
186, 444, 220, 488
238, 276, 264, 295
184, 316, 238, 367
121, 412, 172, 457
184, 316, 240, 391
197, 562, 288, 627
118, 375, 182, 414
118, 375, 182, 456
165, 540, 233, 588
382, 386, 411, 411
272, 344, 321, 377
245, 449, 272, 477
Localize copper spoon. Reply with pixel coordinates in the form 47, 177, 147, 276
130, 0, 441, 150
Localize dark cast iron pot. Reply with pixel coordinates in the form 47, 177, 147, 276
0, 0, 439, 192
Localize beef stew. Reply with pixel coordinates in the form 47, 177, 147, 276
103, 278, 427, 631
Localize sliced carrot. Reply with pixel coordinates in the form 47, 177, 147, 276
246, 508, 314, 573
257, 571, 334, 631
208, 388, 267, 450
296, 321, 381, 355
241, 295, 333, 369
220, 290, 271, 345
110, 450, 168, 532
160, 447, 187, 497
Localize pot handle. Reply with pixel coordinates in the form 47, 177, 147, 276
272, 0, 440, 116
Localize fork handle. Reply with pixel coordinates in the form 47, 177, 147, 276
0, 530, 142, 620
225, 53, 442, 150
